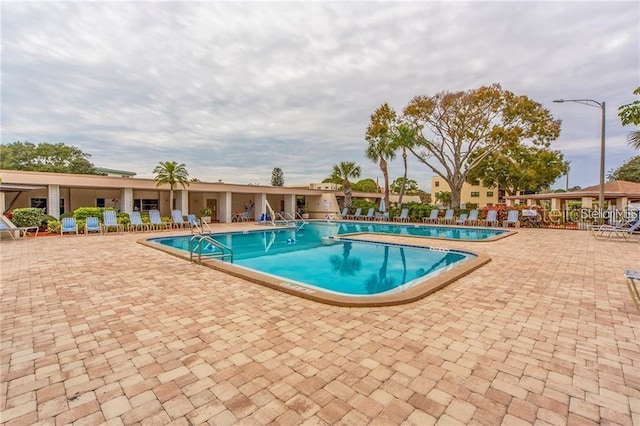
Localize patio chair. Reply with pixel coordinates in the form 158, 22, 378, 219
84, 217, 102, 235
624, 270, 640, 311
503, 210, 520, 228
61, 217, 78, 235
128, 211, 149, 232
481, 210, 499, 227
171, 210, 188, 229
339, 208, 349, 219
465, 209, 479, 226
394, 208, 410, 222
102, 210, 124, 234
0, 216, 39, 239
149, 209, 170, 230
363, 208, 375, 221
375, 211, 389, 221
591, 217, 640, 241
346, 208, 362, 220
423, 209, 440, 224
438, 209, 455, 225
455, 213, 468, 225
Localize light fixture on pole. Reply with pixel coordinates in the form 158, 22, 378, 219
553, 98, 606, 211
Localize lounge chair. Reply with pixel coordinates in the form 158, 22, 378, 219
438, 209, 455, 225
149, 209, 170, 230
102, 210, 124, 234
363, 208, 375, 221
61, 217, 78, 235
339, 208, 349, 220
128, 211, 149, 232
0, 216, 39, 239
591, 217, 640, 241
423, 209, 440, 224
503, 210, 520, 228
85, 217, 102, 235
624, 270, 640, 311
394, 208, 410, 222
481, 210, 499, 227
171, 210, 188, 229
375, 211, 389, 221
346, 208, 362, 220
455, 213, 468, 225
465, 209, 479, 226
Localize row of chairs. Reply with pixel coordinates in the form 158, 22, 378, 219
341, 207, 389, 221
423, 209, 520, 228
589, 217, 640, 242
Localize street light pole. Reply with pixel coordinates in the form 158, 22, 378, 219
553, 98, 606, 211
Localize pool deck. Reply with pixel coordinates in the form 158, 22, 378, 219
1, 223, 639, 425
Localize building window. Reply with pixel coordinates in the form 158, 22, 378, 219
470, 192, 480, 197
134, 199, 159, 211
30, 197, 47, 209
59, 198, 65, 216
435, 181, 440, 187
96, 198, 106, 208
470, 180, 480, 186
487, 191, 494, 197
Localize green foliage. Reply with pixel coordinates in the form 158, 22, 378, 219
47, 220, 61, 234
365, 102, 397, 209
73, 207, 104, 220
331, 161, 362, 209
200, 207, 213, 216
618, 87, 640, 149
352, 179, 378, 193
11, 208, 45, 228
435, 191, 452, 208
466, 143, 566, 195
0, 141, 97, 174
402, 84, 561, 207
608, 156, 640, 183
153, 161, 189, 210
271, 167, 284, 186
390, 177, 419, 193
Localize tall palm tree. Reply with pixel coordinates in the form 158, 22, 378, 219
153, 161, 190, 211
390, 122, 419, 206
365, 103, 397, 209
331, 161, 361, 209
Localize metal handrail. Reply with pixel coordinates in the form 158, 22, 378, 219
189, 234, 233, 264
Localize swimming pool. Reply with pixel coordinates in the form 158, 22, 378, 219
331, 221, 507, 240
143, 222, 491, 306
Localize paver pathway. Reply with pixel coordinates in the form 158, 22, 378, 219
1, 225, 639, 425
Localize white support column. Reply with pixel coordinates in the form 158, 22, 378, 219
219, 192, 232, 223
255, 193, 267, 220
581, 196, 593, 209
0, 192, 5, 215
284, 194, 296, 218
550, 196, 562, 211
176, 190, 189, 213
48, 184, 60, 219
121, 187, 133, 213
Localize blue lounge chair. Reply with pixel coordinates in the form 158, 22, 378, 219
481, 210, 499, 227
102, 210, 124, 234
128, 211, 149, 232
455, 213, 468, 225
438, 209, 455, 225
591, 217, 640, 241
0, 216, 39, 239
465, 209, 479, 226
61, 217, 78, 235
339, 208, 349, 219
346, 208, 362, 220
363, 208, 375, 221
171, 210, 187, 229
503, 210, 520, 228
375, 211, 389, 221
84, 217, 102, 235
394, 208, 410, 222
423, 209, 440, 224
149, 209, 170, 230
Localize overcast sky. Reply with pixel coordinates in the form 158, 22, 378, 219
2, 1, 638, 191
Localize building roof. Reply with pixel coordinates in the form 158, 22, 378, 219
95, 167, 137, 177
506, 180, 640, 200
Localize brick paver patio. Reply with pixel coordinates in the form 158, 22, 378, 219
1, 224, 639, 425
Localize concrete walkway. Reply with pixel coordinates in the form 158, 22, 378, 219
1, 224, 639, 425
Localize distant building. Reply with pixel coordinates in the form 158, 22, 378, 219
431, 176, 505, 207
94, 167, 137, 178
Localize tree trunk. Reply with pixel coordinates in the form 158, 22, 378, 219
380, 159, 390, 211
398, 149, 408, 206
344, 182, 353, 208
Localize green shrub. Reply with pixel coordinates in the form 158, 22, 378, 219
74, 207, 103, 221
11, 208, 45, 228
47, 220, 61, 234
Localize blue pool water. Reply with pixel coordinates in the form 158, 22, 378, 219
149, 222, 479, 296
333, 221, 504, 240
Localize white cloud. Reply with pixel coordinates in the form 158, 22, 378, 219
2, 1, 638, 190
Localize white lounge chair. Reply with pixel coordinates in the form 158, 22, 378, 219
503, 210, 520, 228
481, 210, 499, 227
438, 209, 455, 225
0, 215, 39, 239
394, 208, 410, 222
465, 209, 479, 226
423, 209, 440, 224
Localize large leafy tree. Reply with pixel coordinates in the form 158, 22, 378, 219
390, 177, 419, 194
153, 161, 190, 211
608, 156, 640, 183
0, 141, 97, 174
365, 103, 397, 209
618, 87, 640, 149
352, 178, 378, 193
403, 84, 561, 207
390, 122, 419, 205
271, 167, 284, 186
330, 161, 361, 208
466, 144, 566, 196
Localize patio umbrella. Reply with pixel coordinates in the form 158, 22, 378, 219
379, 196, 386, 212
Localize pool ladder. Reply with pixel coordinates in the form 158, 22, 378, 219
189, 235, 233, 264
